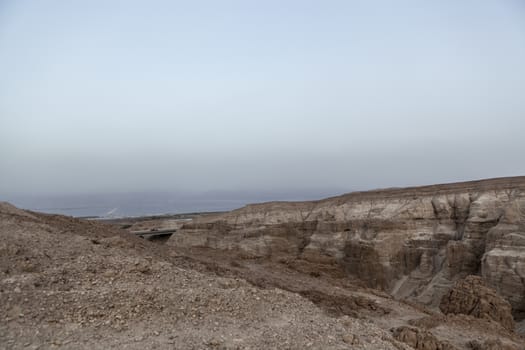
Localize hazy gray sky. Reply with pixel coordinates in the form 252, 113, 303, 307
1, 0, 525, 195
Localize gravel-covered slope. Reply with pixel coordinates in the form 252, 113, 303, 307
0, 202, 402, 350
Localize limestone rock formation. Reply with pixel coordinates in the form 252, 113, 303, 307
168, 177, 525, 319
439, 275, 515, 331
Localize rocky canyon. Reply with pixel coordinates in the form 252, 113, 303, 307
169, 177, 525, 321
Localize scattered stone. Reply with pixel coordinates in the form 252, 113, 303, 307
342, 333, 360, 345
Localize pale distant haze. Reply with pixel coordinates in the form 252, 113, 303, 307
1, 1, 525, 212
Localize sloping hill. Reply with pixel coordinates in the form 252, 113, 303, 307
0, 202, 400, 349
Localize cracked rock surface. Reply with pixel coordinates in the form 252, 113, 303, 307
439, 275, 515, 331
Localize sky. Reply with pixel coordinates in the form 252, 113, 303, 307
1, 0, 525, 197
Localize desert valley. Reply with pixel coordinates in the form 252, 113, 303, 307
1, 177, 525, 349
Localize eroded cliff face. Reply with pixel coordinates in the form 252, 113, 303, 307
168, 177, 525, 318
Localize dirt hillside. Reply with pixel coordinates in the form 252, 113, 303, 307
0, 202, 403, 349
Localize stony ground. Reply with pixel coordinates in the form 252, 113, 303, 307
0, 203, 404, 349
1, 203, 523, 349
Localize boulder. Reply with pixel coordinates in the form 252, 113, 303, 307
391, 326, 457, 350
439, 276, 515, 331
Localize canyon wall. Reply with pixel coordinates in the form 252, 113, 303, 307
168, 177, 525, 318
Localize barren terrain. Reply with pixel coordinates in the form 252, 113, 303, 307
2, 177, 525, 349
0, 203, 404, 349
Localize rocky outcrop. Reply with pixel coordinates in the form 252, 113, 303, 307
392, 326, 457, 350
439, 276, 515, 331
168, 177, 525, 318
